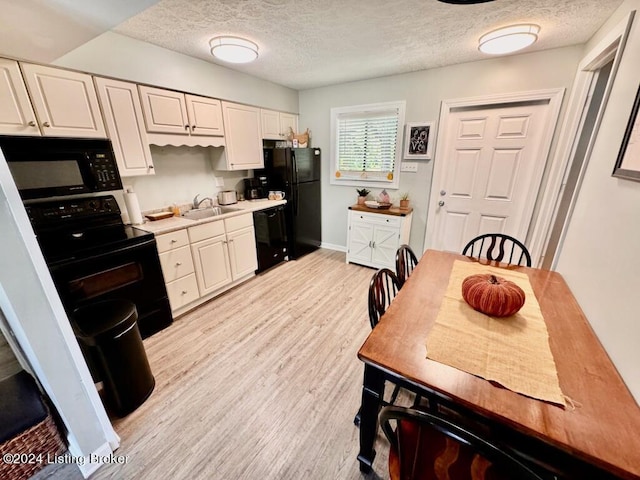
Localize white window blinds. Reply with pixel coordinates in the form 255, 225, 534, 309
337, 109, 399, 173
330, 101, 405, 188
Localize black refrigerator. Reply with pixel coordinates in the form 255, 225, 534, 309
260, 147, 321, 260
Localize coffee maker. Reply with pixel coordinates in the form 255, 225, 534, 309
244, 176, 268, 200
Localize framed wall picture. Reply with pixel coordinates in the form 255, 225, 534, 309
613, 83, 640, 181
403, 122, 434, 160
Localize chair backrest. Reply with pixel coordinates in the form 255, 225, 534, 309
462, 233, 532, 267
380, 405, 545, 480
368, 268, 401, 329
395, 244, 418, 288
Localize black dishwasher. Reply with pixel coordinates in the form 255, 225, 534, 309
253, 206, 288, 272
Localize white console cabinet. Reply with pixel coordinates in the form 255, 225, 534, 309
346, 206, 413, 270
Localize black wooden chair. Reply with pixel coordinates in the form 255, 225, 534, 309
368, 268, 401, 329
462, 233, 532, 267
380, 405, 546, 480
395, 244, 418, 289
354, 269, 402, 426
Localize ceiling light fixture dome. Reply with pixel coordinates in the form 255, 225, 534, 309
210, 36, 258, 64
478, 24, 540, 55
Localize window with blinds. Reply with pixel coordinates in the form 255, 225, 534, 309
330, 101, 406, 188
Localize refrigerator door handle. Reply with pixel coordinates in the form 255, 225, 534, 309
291, 150, 299, 186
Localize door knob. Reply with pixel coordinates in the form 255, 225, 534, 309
438, 200, 445, 207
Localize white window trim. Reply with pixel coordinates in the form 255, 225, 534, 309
330, 100, 406, 189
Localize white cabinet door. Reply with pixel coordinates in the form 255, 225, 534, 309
158, 245, 195, 283
348, 222, 374, 265
166, 274, 200, 311
95, 77, 154, 177
227, 226, 258, 280
260, 109, 281, 139
371, 225, 400, 267
260, 109, 298, 140
191, 234, 232, 295
185, 94, 224, 137
138, 85, 189, 134
279, 112, 298, 139
20, 62, 106, 138
0, 59, 40, 136
221, 101, 263, 170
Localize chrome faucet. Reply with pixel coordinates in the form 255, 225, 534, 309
193, 194, 213, 209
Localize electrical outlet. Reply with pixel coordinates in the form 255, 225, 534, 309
214, 176, 224, 187
401, 162, 418, 173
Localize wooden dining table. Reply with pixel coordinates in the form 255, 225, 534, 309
357, 250, 640, 479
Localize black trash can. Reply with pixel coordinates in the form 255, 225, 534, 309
73, 300, 155, 416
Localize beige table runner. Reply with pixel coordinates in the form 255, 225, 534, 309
425, 260, 565, 407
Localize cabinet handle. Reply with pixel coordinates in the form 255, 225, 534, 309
372, 241, 376, 248
170, 239, 177, 243
181, 290, 188, 295
42, 121, 50, 127
28, 121, 36, 127
148, 165, 154, 170
175, 262, 182, 266
192, 125, 196, 130
184, 125, 189, 131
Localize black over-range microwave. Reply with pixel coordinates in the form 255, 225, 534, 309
0, 136, 122, 200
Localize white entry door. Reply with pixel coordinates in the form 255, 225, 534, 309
427, 93, 562, 256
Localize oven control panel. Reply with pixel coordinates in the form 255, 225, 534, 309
26, 195, 121, 227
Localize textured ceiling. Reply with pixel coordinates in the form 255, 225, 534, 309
112, 0, 623, 90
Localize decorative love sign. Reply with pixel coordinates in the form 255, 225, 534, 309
461, 274, 526, 317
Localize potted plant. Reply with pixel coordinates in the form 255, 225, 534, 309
399, 192, 410, 209
356, 188, 370, 205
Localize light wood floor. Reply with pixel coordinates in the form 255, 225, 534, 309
38, 249, 406, 479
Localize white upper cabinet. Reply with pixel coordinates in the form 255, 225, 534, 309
260, 108, 298, 140
212, 101, 263, 170
138, 85, 189, 135
20, 62, 106, 138
0, 59, 40, 136
185, 94, 224, 137
94, 77, 154, 177
138, 85, 224, 147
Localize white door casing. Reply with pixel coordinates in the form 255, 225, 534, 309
424, 89, 564, 259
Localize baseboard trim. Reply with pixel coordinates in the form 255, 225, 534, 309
320, 242, 346, 252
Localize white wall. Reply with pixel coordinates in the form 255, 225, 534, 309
299, 46, 583, 252
123, 146, 249, 214
555, 0, 640, 402
54, 31, 299, 113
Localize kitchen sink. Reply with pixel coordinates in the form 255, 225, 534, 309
182, 206, 240, 220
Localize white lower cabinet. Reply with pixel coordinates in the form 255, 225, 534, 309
191, 233, 232, 295
156, 230, 199, 310
346, 209, 413, 270
156, 213, 258, 315
224, 213, 258, 280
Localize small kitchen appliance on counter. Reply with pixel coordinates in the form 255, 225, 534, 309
244, 177, 269, 200
217, 190, 237, 205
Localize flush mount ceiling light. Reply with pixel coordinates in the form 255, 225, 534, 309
209, 36, 258, 64
479, 24, 540, 55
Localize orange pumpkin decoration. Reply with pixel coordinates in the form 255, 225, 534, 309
461, 274, 526, 317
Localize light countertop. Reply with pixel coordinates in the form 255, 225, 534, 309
134, 199, 286, 235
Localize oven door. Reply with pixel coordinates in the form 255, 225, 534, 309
48, 238, 172, 339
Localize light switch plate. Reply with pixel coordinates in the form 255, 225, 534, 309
401, 162, 418, 172
214, 176, 224, 187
